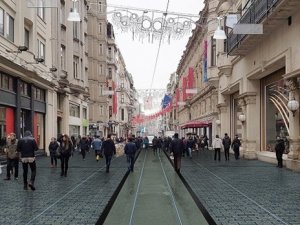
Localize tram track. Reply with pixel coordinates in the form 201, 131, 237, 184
104, 149, 209, 225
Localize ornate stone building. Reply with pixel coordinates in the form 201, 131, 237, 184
216, 0, 300, 171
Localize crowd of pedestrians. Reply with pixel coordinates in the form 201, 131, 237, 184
1, 129, 287, 191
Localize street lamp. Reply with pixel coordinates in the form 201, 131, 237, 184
213, 17, 227, 40
238, 114, 246, 123
67, 0, 80, 22
287, 99, 299, 117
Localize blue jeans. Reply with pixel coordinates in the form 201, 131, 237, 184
127, 155, 135, 172
105, 155, 112, 172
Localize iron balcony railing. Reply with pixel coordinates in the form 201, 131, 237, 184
227, 0, 280, 54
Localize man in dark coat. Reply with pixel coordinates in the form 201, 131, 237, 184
222, 133, 231, 161
124, 137, 137, 172
170, 133, 183, 173
231, 135, 241, 160
17, 131, 38, 190
275, 136, 285, 168
101, 134, 116, 173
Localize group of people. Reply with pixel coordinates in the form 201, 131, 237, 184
212, 133, 241, 161
1, 130, 287, 191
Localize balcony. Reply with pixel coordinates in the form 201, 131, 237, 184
227, 0, 300, 55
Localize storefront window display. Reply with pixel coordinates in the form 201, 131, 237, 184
265, 78, 289, 153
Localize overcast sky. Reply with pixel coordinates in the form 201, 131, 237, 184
107, 0, 204, 90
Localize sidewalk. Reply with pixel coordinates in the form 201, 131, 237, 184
0, 151, 128, 225
178, 150, 300, 225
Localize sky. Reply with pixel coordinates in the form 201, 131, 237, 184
107, 0, 205, 90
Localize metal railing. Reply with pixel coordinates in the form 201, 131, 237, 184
227, 0, 280, 54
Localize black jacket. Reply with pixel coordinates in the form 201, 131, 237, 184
125, 142, 137, 156
275, 139, 285, 154
170, 138, 183, 156
222, 136, 231, 149
49, 141, 59, 155
17, 136, 38, 158
102, 139, 116, 156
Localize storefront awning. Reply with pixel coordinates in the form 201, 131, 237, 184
181, 121, 210, 129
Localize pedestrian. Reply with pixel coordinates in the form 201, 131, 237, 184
222, 133, 231, 161
275, 136, 285, 168
91, 135, 102, 161
231, 135, 241, 160
79, 136, 89, 160
124, 137, 137, 172
49, 137, 59, 168
187, 136, 195, 159
212, 135, 223, 161
101, 134, 116, 173
16, 131, 38, 190
59, 134, 72, 177
3, 133, 19, 181
170, 133, 183, 173
152, 136, 158, 155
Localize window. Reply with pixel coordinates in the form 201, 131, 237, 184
37, 39, 45, 61
121, 81, 124, 88
99, 44, 103, 55
109, 106, 112, 118
20, 81, 29, 96
61, 45, 66, 70
99, 85, 103, 96
121, 108, 124, 121
98, 2, 102, 12
82, 107, 87, 119
24, 29, 30, 49
108, 47, 112, 58
33, 87, 45, 101
73, 22, 78, 39
81, 58, 83, 80
100, 105, 103, 115
0, 73, 14, 91
57, 94, 63, 110
0, 8, 4, 36
99, 64, 103, 75
37, 7, 45, 21
60, 3, 65, 24
69, 103, 80, 117
211, 37, 216, 66
6, 13, 14, 42
121, 94, 124, 103
108, 68, 112, 79
99, 23, 102, 34
73, 56, 79, 79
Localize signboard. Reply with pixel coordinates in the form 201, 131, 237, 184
27, 0, 58, 8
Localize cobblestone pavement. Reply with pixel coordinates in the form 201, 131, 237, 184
179, 150, 300, 225
0, 151, 128, 225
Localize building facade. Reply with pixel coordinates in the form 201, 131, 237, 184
217, 0, 300, 171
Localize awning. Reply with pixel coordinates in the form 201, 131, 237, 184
181, 121, 210, 129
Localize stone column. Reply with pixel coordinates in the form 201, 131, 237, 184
286, 78, 300, 168
243, 94, 258, 159
217, 103, 230, 137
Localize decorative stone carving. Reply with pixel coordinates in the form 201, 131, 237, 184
285, 78, 298, 91
244, 95, 256, 105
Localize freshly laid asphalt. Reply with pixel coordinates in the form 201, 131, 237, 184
0, 148, 299, 225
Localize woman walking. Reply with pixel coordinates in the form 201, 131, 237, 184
80, 136, 89, 160
49, 137, 59, 168
59, 134, 72, 177
3, 133, 19, 180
